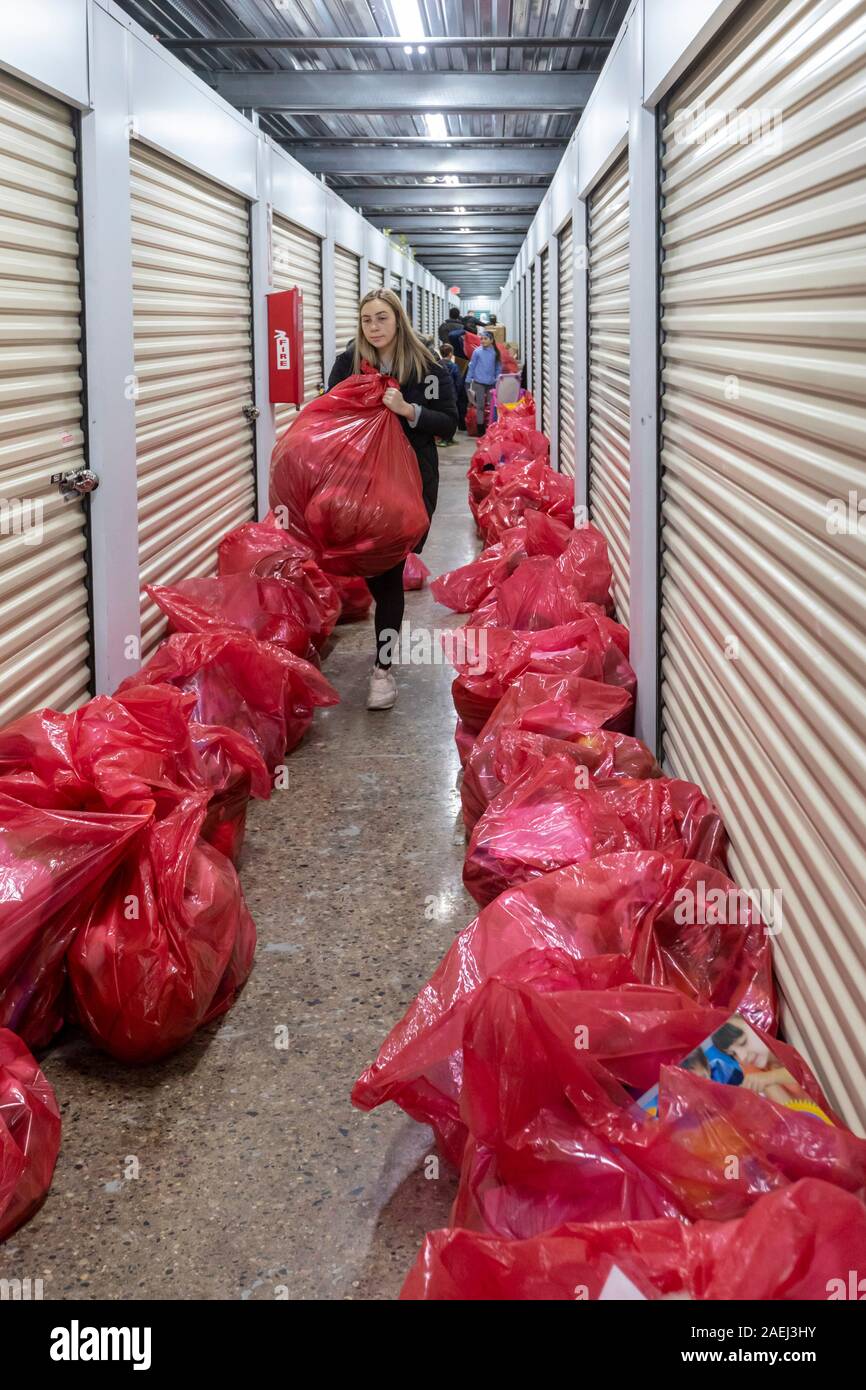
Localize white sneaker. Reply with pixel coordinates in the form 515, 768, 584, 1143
367, 665, 397, 710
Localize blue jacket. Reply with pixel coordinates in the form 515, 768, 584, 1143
466, 344, 502, 388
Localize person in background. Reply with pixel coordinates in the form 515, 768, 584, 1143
439, 342, 467, 431
463, 312, 479, 334
420, 334, 441, 362
327, 288, 458, 710
447, 320, 469, 377
465, 329, 502, 437
438, 305, 463, 345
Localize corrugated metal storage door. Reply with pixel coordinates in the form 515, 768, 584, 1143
368, 261, 384, 293
659, 0, 866, 1131
540, 248, 551, 438
406, 284, 414, 327
334, 244, 360, 356
0, 71, 92, 723
588, 153, 630, 624
272, 214, 323, 435
390, 271, 402, 299
529, 264, 536, 394
558, 219, 575, 476
131, 143, 256, 657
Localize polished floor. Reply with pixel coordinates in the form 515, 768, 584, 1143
0, 434, 480, 1300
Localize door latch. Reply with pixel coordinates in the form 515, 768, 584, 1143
243, 404, 261, 422
51, 467, 100, 500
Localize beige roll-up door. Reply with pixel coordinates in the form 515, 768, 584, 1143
659, 0, 866, 1131
0, 70, 92, 724
272, 214, 323, 435
588, 152, 630, 625
131, 143, 256, 658
558, 219, 575, 477
334, 244, 360, 357
368, 261, 384, 293
541, 248, 551, 438
529, 264, 536, 395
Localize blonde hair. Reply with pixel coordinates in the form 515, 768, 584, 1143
353, 288, 436, 385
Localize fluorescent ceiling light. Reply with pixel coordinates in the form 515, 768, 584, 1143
392, 0, 426, 41
454, 205, 466, 213
425, 113, 448, 141
442, 175, 459, 186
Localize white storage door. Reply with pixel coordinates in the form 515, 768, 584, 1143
558, 219, 575, 476
131, 143, 256, 657
367, 261, 384, 293
334, 244, 360, 358
588, 153, 630, 625
541, 248, 551, 438
390, 271, 402, 299
659, 0, 866, 1130
272, 214, 323, 435
0, 71, 92, 724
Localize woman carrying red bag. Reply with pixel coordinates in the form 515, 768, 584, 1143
328, 289, 458, 710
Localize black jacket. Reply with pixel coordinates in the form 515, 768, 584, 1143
327, 350, 458, 527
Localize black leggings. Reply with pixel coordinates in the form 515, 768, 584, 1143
366, 559, 406, 667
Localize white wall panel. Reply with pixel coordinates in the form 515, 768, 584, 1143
0, 0, 89, 108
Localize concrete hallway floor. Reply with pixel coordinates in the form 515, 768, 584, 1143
0, 433, 481, 1301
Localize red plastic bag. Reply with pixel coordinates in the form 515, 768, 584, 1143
471, 424, 549, 473
464, 759, 727, 905
476, 459, 574, 545
268, 365, 429, 576
353, 851, 775, 1166
0, 791, 149, 1048
146, 574, 320, 660
449, 618, 636, 734
0, 1029, 61, 1241
431, 513, 571, 614
454, 666, 634, 776
117, 631, 338, 772
461, 724, 660, 831
493, 526, 613, 624
401, 1179, 866, 1300
403, 553, 430, 590
217, 515, 314, 575
218, 519, 341, 648
454, 976, 861, 1234
331, 574, 373, 623
466, 405, 478, 437
463, 330, 482, 357
354, 949, 637, 1168
68, 790, 255, 1064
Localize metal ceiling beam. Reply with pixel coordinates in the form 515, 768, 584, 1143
343, 186, 546, 210
407, 236, 524, 248
213, 71, 594, 113
368, 213, 532, 230
284, 147, 561, 176
271, 135, 570, 146
165, 35, 613, 52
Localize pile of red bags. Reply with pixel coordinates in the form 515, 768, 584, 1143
0, 373, 388, 1234
269, 364, 429, 575
351, 398, 866, 1301
402, 1179, 866, 1299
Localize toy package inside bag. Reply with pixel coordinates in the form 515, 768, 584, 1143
636, 1013, 833, 1124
